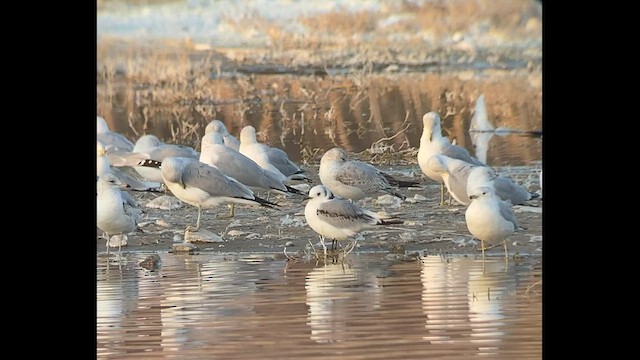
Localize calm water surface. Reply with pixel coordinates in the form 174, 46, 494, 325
97, 252, 542, 359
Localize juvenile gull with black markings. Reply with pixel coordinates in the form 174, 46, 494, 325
319, 147, 419, 202
304, 184, 403, 256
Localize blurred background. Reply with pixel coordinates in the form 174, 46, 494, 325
97, 0, 542, 166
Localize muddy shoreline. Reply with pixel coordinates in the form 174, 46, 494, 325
97, 164, 542, 260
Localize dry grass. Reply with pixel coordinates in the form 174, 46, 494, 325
97, 0, 541, 163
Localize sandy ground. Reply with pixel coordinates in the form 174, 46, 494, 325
97, 164, 542, 260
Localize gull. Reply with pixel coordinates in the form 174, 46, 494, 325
424, 154, 478, 206
97, 116, 134, 153
97, 173, 143, 258
466, 166, 539, 206
133, 134, 200, 183
160, 156, 278, 235
319, 147, 420, 202
468, 94, 494, 164
204, 119, 240, 151
426, 154, 538, 207
304, 184, 403, 257
418, 111, 485, 206
97, 140, 163, 192
199, 132, 305, 216
267, 146, 310, 182
238, 125, 308, 182
465, 186, 519, 261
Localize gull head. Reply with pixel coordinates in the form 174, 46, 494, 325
201, 132, 225, 149
308, 184, 334, 200
320, 147, 348, 165
468, 186, 495, 200
421, 111, 442, 141
240, 125, 258, 144
135, 134, 162, 151
205, 119, 228, 135
97, 173, 123, 191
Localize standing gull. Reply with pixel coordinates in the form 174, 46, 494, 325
133, 134, 200, 183
160, 157, 278, 235
304, 184, 403, 257
97, 173, 143, 258
418, 111, 484, 206
199, 132, 304, 216
319, 147, 419, 202
205, 119, 241, 151
465, 186, 519, 261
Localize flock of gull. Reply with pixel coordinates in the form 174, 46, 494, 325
97, 110, 541, 261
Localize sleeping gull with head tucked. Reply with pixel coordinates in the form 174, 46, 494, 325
239, 125, 309, 182
97, 116, 134, 153
205, 119, 240, 151
319, 147, 420, 202
97, 140, 163, 192
160, 157, 278, 235
304, 184, 403, 257
199, 132, 305, 216
132, 134, 199, 183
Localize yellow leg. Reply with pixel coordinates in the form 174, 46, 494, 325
440, 183, 445, 207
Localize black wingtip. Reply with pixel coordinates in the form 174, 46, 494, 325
254, 195, 280, 210
383, 173, 421, 188
381, 218, 404, 225
137, 159, 162, 168
285, 185, 306, 196
388, 190, 407, 201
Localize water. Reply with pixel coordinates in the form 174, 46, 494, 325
97, 2, 543, 357
97, 252, 541, 359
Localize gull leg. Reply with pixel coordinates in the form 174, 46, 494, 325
439, 183, 445, 207
118, 236, 123, 270
320, 236, 327, 260
503, 240, 509, 267
105, 233, 110, 273
220, 204, 235, 219
186, 205, 203, 233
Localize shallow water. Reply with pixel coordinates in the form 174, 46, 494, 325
97, 252, 541, 359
